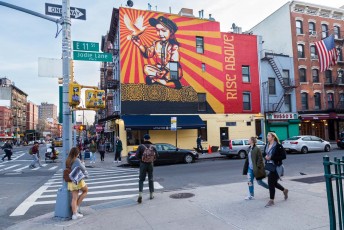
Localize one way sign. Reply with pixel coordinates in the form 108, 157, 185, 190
45, 3, 86, 20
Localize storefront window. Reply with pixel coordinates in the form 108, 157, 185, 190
127, 130, 149, 145
198, 121, 207, 141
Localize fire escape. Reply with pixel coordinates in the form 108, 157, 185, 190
264, 54, 297, 112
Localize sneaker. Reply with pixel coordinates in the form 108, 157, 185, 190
265, 200, 274, 207
72, 214, 78, 220
137, 196, 142, 204
283, 189, 289, 200
118, 161, 121, 163
76, 213, 83, 218
245, 195, 254, 200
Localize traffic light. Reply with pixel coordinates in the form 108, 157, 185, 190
69, 82, 81, 106
79, 125, 85, 131
85, 89, 106, 109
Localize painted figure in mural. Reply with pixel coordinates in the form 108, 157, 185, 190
126, 15, 183, 89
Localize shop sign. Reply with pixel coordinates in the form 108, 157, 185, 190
266, 113, 298, 120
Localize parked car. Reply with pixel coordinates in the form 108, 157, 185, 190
337, 138, 344, 149
127, 143, 199, 166
282, 135, 331, 154
54, 138, 63, 147
219, 139, 266, 159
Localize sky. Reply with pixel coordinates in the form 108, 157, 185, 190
0, 0, 341, 123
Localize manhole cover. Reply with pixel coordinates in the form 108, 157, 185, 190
291, 175, 325, 184
169, 193, 195, 199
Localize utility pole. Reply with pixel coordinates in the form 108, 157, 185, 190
54, 0, 72, 218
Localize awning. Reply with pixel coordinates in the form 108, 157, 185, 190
121, 115, 206, 130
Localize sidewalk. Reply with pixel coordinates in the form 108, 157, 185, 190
6, 172, 330, 230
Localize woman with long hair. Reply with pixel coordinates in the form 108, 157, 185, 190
263, 132, 288, 207
242, 136, 269, 200
66, 147, 88, 220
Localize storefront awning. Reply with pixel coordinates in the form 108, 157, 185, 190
121, 115, 205, 130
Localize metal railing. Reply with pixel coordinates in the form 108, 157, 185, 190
323, 156, 344, 230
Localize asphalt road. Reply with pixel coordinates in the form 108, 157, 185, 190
0, 145, 343, 229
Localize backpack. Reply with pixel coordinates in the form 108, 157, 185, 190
29, 147, 33, 155
142, 144, 156, 163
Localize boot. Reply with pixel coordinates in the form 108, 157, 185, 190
283, 189, 289, 200
150, 192, 154, 200
265, 199, 274, 207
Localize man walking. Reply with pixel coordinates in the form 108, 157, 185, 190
114, 136, 123, 163
30, 141, 43, 168
136, 134, 158, 203
196, 135, 204, 154
1, 140, 13, 161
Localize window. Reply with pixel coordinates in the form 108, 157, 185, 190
196, 36, 204, 54
314, 92, 321, 110
338, 48, 343, 62
298, 44, 305, 58
322, 24, 328, 38
127, 130, 149, 145
327, 93, 334, 109
334, 26, 341, 39
312, 69, 319, 83
299, 68, 307, 82
296, 20, 303, 34
226, 122, 237, 126
284, 94, 291, 112
198, 93, 206, 111
243, 92, 251, 110
169, 62, 179, 80
339, 70, 344, 84
325, 70, 332, 84
201, 63, 206, 72
309, 22, 316, 35
268, 78, 276, 95
340, 93, 344, 109
197, 121, 207, 141
301, 92, 309, 110
282, 70, 290, 85
310, 45, 318, 59
242, 66, 250, 82
246, 121, 251, 126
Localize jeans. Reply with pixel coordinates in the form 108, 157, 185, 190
268, 171, 285, 199
139, 162, 154, 193
90, 152, 96, 162
247, 167, 269, 196
30, 154, 42, 167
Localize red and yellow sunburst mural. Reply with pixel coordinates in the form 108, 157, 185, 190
119, 7, 260, 114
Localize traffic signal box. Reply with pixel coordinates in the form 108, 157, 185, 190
69, 82, 81, 106
85, 89, 106, 109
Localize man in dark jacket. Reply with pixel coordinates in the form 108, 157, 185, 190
1, 140, 13, 161
136, 134, 158, 203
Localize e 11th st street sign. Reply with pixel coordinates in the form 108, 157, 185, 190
45, 3, 86, 20
73, 51, 112, 62
73, 41, 99, 52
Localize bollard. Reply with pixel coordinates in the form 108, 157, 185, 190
324, 155, 336, 230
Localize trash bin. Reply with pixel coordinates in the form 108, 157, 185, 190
211, 146, 219, 152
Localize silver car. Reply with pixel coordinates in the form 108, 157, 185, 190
219, 139, 266, 159
282, 135, 331, 154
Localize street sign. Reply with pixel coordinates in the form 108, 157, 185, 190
73, 51, 113, 62
45, 3, 86, 20
171, 117, 177, 131
73, 41, 99, 52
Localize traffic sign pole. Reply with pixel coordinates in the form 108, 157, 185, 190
54, 0, 72, 218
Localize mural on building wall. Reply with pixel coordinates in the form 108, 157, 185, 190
119, 7, 260, 114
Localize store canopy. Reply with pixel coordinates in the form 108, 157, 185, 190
121, 115, 205, 130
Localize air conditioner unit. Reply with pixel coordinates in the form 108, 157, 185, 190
309, 31, 316, 36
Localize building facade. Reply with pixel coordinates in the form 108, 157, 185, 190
250, 1, 344, 140
26, 101, 39, 140
39, 102, 57, 121
0, 106, 12, 136
98, 7, 262, 154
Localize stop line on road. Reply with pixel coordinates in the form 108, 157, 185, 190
10, 167, 164, 216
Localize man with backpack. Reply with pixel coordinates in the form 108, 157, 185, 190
29, 141, 43, 168
1, 140, 13, 161
135, 134, 158, 203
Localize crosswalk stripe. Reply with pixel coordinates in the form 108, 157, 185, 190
14, 165, 29, 172
45, 182, 139, 190
45, 177, 138, 186
0, 164, 21, 171
48, 173, 137, 183
49, 166, 58, 170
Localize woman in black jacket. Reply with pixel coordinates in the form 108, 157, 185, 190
263, 132, 288, 207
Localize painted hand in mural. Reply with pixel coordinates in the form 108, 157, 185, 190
124, 14, 147, 40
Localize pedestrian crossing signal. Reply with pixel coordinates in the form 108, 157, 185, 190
85, 90, 106, 109
69, 82, 81, 106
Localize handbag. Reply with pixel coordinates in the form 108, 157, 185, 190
63, 167, 72, 182
264, 162, 276, 172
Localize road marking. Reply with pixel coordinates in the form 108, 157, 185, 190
0, 197, 8, 200
13, 165, 29, 172
49, 166, 58, 170
0, 164, 21, 171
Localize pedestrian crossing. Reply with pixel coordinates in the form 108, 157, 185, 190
0, 162, 60, 173
10, 167, 164, 216
0, 150, 26, 161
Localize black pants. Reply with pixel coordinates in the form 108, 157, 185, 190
2, 149, 12, 160
268, 171, 284, 199
115, 150, 122, 161
197, 144, 203, 153
99, 151, 105, 161
139, 162, 154, 193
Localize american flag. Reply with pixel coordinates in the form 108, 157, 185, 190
314, 34, 338, 72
